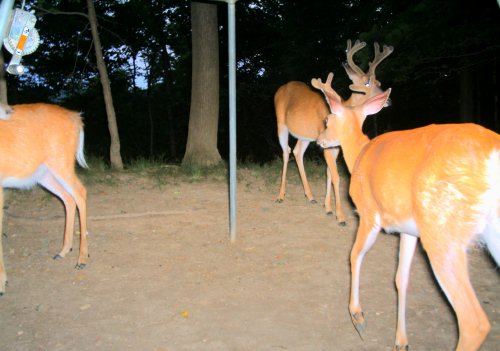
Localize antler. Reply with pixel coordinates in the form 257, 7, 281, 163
367, 42, 394, 77
311, 72, 342, 104
343, 39, 367, 76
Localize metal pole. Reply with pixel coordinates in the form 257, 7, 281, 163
0, 0, 14, 40
227, 0, 237, 242
212, 0, 238, 242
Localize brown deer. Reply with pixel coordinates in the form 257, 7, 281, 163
0, 103, 89, 295
313, 75, 500, 351
274, 40, 393, 225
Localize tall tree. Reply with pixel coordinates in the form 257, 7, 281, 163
29, 0, 124, 168
182, 1, 221, 167
86, 0, 123, 169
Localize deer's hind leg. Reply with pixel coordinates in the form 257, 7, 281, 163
424, 237, 489, 350
39, 171, 87, 269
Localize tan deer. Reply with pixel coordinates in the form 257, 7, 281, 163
0, 103, 89, 295
274, 40, 393, 225
312, 75, 500, 351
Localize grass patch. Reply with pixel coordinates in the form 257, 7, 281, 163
77, 155, 118, 186
75, 155, 348, 190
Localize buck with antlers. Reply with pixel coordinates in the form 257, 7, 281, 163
274, 40, 393, 225
0, 103, 89, 295
312, 74, 500, 351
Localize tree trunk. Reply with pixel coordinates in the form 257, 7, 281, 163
182, 1, 222, 168
86, 0, 123, 169
459, 67, 474, 123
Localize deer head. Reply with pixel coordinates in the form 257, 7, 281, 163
343, 39, 394, 99
312, 73, 391, 150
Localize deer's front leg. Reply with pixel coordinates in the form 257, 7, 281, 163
349, 216, 380, 338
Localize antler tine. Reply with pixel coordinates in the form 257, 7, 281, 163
367, 42, 394, 77
344, 39, 367, 76
311, 72, 341, 104
311, 73, 333, 94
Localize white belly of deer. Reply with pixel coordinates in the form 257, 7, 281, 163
384, 218, 419, 237
289, 130, 316, 142
1, 164, 49, 189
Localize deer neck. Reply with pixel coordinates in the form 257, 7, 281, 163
339, 118, 370, 174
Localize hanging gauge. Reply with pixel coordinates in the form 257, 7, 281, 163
3, 8, 39, 56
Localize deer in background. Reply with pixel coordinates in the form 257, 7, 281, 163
0, 103, 89, 295
312, 75, 500, 351
274, 40, 393, 225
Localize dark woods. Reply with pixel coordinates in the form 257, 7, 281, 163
5, 0, 500, 164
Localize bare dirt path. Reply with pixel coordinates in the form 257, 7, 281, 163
1, 169, 499, 350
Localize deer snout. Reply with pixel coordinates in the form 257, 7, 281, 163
317, 134, 339, 149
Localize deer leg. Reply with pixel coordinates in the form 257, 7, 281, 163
41, 170, 88, 269
72, 177, 88, 269
349, 216, 381, 338
293, 139, 315, 203
0, 188, 6, 295
39, 173, 76, 260
277, 125, 290, 203
423, 237, 490, 351
325, 166, 333, 214
393, 233, 418, 351
323, 147, 345, 225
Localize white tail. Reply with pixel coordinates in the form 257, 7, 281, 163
274, 40, 393, 225
313, 75, 500, 351
0, 103, 89, 295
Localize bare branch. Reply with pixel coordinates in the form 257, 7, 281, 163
34, 6, 89, 20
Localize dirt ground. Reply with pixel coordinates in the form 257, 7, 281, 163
0, 167, 499, 351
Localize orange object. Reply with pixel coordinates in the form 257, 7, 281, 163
313, 75, 500, 351
274, 40, 392, 226
0, 103, 89, 295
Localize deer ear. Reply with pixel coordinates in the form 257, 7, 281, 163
325, 91, 344, 115
363, 88, 391, 116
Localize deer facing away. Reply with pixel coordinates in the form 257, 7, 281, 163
312, 75, 500, 351
0, 103, 89, 295
274, 40, 393, 225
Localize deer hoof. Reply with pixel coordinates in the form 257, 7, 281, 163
75, 263, 86, 270
350, 311, 366, 339
338, 221, 346, 226
0, 280, 7, 296
53, 254, 63, 261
